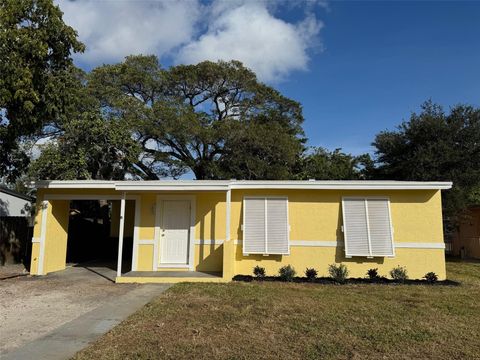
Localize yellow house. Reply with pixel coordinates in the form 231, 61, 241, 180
29, 180, 452, 283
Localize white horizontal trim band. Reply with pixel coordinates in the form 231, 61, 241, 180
194, 239, 224, 245
291, 240, 341, 247
31, 237, 40, 243
395, 242, 445, 249
137, 239, 155, 245
234, 240, 445, 249
137, 239, 225, 246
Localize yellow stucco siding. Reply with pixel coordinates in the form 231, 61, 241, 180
195, 244, 223, 272
131, 192, 226, 272
229, 189, 443, 244
228, 189, 445, 279
32, 196, 44, 239
138, 194, 156, 240
132, 192, 226, 242
43, 200, 70, 274
30, 243, 40, 274
195, 193, 226, 241
30, 186, 447, 281
233, 246, 446, 280
137, 244, 154, 271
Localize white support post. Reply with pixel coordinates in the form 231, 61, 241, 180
37, 200, 49, 275
225, 189, 231, 243
222, 188, 234, 280
116, 192, 126, 278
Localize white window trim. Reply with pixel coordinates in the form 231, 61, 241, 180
154, 195, 196, 271
242, 196, 290, 256
342, 196, 395, 258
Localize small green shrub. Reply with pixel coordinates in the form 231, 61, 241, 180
390, 266, 408, 283
305, 268, 318, 281
328, 263, 349, 284
424, 272, 438, 284
253, 265, 266, 279
278, 265, 296, 282
367, 268, 379, 280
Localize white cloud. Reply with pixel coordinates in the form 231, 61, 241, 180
56, 0, 201, 65
56, 0, 323, 82
177, 1, 323, 82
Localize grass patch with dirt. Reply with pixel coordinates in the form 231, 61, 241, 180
73, 260, 480, 360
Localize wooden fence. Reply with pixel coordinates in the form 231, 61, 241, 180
0, 216, 33, 267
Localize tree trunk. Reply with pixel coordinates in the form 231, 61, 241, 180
192, 165, 206, 180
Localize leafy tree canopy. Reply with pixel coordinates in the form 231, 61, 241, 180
372, 100, 480, 222
0, 0, 84, 180
87, 56, 306, 180
298, 147, 373, 180
29, 113, 141, 180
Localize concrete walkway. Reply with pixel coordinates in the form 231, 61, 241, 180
2, 283, 171, 360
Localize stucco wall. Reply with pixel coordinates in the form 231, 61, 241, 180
30, 188, 447, 280
229, 189, 445, 279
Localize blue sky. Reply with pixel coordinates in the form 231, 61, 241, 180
57, 0, 480, 156
278, 1, 480, 155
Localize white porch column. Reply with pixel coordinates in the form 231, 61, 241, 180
37, 200, 49, 275
222, 188, 234, 280
116, 192, 126, 277
225, 188, 231, 243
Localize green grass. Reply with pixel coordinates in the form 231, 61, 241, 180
73, 260, 480, 360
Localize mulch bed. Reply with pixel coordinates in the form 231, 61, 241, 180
232, 275, 460, 286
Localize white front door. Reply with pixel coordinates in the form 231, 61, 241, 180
160, 200, 191, 265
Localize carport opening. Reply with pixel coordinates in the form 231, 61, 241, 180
66, 200, 135, 272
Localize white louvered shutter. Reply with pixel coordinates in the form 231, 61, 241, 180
243, 198, 266, 254
367, 199, 394, 256
342, 198, 370, 256
243, 197, 289, 255
266, 198, 289, 254
342, 198, 394, 257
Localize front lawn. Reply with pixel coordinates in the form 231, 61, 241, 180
74, 260, 480, 360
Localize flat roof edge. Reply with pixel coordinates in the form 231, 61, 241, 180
32, 180, 453, 191
33, 180, 116, 189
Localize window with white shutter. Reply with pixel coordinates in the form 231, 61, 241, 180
342, 197, 394, 257
243, 197, 289, 255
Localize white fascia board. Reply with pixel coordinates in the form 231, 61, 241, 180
32, 180, 453, 191
114, 181, 230, 191
33, 180, 116, 189
230, 181, 453, 190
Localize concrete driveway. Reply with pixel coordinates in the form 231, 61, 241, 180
0, 263, 169, 358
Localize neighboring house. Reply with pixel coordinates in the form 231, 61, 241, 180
452, 206, 480, 259
29, 180, 452, 282
0, 186, 34, 217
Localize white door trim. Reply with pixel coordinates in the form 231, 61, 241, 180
155, 195, 196, 271
129, 196, 141, 271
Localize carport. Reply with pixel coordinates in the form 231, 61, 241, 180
30, 183, 139, 278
